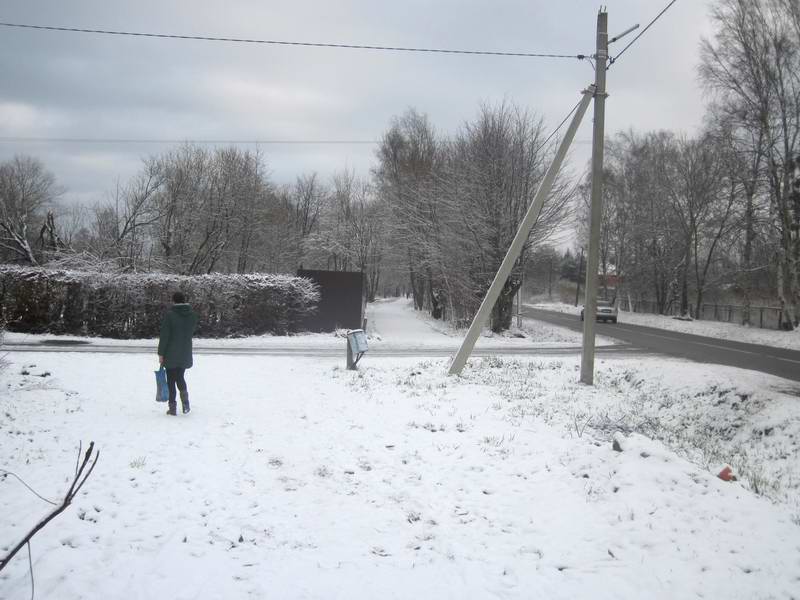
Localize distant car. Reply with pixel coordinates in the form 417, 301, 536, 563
580, 300, 618, 323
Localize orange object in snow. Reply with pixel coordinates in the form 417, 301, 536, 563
718, 466, 737, 481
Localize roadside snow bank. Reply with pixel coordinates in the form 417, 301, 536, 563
458, 357, 800, 512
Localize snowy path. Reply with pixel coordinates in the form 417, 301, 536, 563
367, 298, 446, 343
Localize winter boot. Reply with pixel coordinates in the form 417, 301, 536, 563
166, 401, 177, 416
180, 390, 190, 414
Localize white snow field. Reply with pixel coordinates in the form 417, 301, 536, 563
1, 300, 800, 599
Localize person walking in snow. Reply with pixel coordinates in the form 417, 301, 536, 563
157, 291, 199, 416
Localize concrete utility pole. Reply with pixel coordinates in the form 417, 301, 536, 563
449, 85, 595, 376
516, 262, 524, 329
580, 9, 609, 385
574, 247, 584, 307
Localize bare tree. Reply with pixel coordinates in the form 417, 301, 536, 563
299, 170, 387, 299
91, 166, 163, 271
701, 0, 800, 327
229, 148, 272, 274
0, 155, 61, 265
526, 244, 561, 299
351, 189, 388, 302
151, 144, 210, 273
374, 108, 440, 312
146, 145, 273, 275
292, 173, 326, 238
443, 102, 575, 330
705, 107, 769, 324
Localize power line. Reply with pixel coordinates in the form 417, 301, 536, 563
0, 136, 593, 145
0, 22, 588, 60
534, 96, 586, 155
608, 0, 679, 68
0, 137, 378, 145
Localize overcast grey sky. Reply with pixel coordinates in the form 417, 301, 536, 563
0, 0, 713, 205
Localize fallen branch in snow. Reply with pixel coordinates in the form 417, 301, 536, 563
0, 441, 100, 575
0, 470, 57, 506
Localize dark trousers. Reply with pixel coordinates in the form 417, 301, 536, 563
166, 368, 187, 406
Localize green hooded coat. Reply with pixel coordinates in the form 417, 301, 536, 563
157, 304, 199, 369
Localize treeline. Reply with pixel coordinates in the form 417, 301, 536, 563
374, 104, 574, 331
576, 130, 751, 317
571, 0, 800, 327
0, 148, 388, 306
0, 101, 574, 332
0, 149, 385, 287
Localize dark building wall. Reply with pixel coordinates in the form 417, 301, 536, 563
297, 269, 364, 332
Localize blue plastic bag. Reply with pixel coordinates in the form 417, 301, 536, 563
155, 367, 169, 403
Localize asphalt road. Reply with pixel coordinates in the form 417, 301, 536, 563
6, 310, 796, 382
524, 307, 800, 383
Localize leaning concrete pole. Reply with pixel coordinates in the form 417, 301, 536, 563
449, 86, 595, 376
580, 9, 609, 385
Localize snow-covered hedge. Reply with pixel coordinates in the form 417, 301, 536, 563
0, 266, 319, 338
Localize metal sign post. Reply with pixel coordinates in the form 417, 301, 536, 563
346, 329, 368, 370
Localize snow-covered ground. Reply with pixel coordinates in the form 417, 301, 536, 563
367, 298, 616, 348
2, 301, 799, 599
529, 301, 800, 350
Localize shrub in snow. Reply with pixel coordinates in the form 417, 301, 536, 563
0, 266, 319, 338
